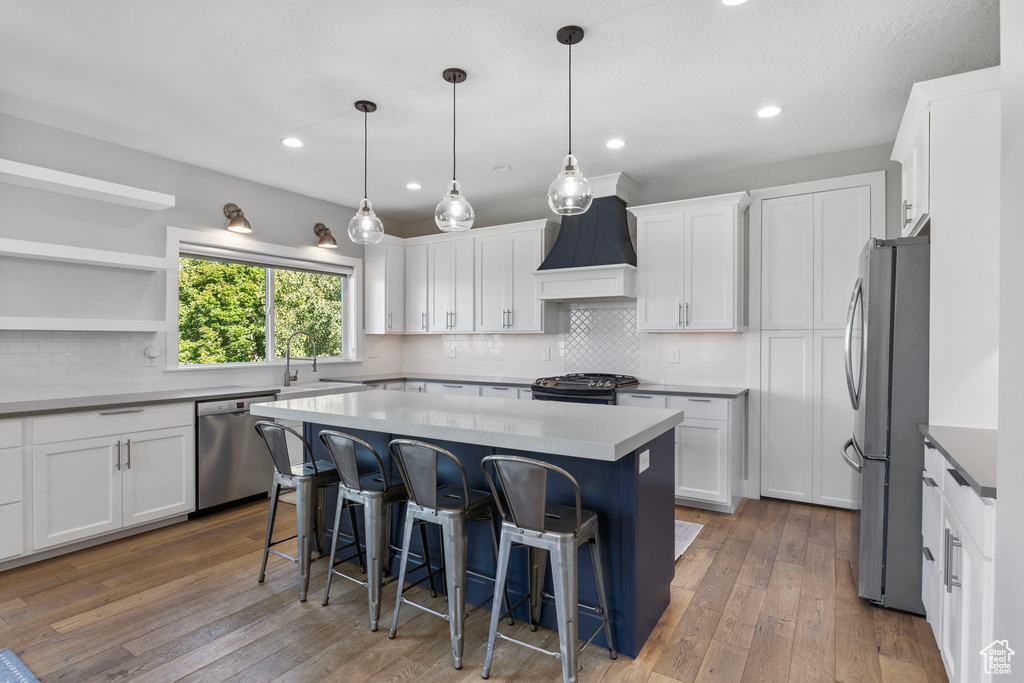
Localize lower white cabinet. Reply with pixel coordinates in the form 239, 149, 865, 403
121, 427, 194, 527
480, 385, 519, 399
0, 420, 24, 561
618, 392, 744, 512
424, 382, 481, 397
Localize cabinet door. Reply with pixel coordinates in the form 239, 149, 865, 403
475, 234, 508, 333
508, 230, 544, 332
683, 205, 736, 330
424, 382, 481, 397
637, 214, 685, 330
900, 144, 918, 237
0, 503, 23, 561
760, 330, 814, 502
33, 436, 122, 549
814, 187, 871, 329
812, 330, 859, 508
450, 239, 475, 332
122, 426, 194, 527
427, 242, 453, 332
761, 195, 814, 329
385, 243, 405, 333
674, 418, 729, 504
480, 385, 517, 399
940, 504, 964, 681
960, 535, 989, 683
405, 244, 429, 333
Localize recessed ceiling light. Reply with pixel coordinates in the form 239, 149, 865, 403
721, 0, 748, 5
491, 164, 511, 173
757, 105, 783, 118
406, 182, 421, 190
281, 137, 303, 148
606, 139, 626, 149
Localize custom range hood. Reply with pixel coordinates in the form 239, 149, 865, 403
534, 173, 638, 301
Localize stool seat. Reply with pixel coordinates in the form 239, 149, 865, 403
287, 459, 339, 478
432, 484, 493, 514
519, 504, 597, 537
350, 472, 407, 503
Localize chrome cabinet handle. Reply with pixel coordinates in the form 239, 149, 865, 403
502, 309, 509, 329
677, 303, 682, 326
388, 312, 392, 330
422, 312, 427, 330
923, 546, 934, 562
685, 302, 690, 326
948, 531, 963, 591
841, 438, 863, 473
441, 384, 463, 389
450, 310, 455, 328
924, 439, 936, 449
948, 468, 971, 488
100, 408, 144, 416
922, 476, 938, 488
630, 394, 652, 399
903, 200, 913, 226
687, 398, 711, 403
115, 439, 121, 471
507, 309, 513, 328
126, 438, 132, 469
491, 386, 510, 391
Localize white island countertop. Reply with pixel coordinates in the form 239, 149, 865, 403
250, 389, 685, 461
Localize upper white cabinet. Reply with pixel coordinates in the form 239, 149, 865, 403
364, 237, 405, 334
895, 123, 930, 235
404, 244, 428, 334
475, 223, 556, 333
630, 192, 749, 332
427, 238, 474, 332
762, 185, 874, 330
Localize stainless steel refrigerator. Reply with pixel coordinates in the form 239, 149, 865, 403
842, 236, 929, 615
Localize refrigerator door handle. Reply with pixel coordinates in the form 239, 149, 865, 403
841, 437, 864, 473
844, 277, 864, 410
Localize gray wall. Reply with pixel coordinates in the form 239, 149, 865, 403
396, 143, 902, 239
994, 0, 1023, 661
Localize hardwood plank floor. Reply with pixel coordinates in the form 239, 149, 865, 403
0, 499, 946, 682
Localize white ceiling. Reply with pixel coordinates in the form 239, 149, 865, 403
0, 0, 999, 222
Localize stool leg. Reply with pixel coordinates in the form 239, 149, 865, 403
441, 515, 468, 669
294, 477, 314, 602
258, 483, 280, 583
365, 498, 388, 631
418, 522, 438, 598
528, 547, 548, 631
321, 492, 348, 606
348, 504, 366, 573
551, 544, 579, 683
481, 531, 513, 680
387, 510, 417, 639
383, 500, 393, 575
485, 513, 515, 626
589, 534, 617, 659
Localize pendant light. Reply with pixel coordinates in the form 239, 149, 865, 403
547, 25, 593, 216
348, 100, 385, 245
435, 68, 474, 232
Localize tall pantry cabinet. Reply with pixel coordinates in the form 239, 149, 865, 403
757, 175, 884, 508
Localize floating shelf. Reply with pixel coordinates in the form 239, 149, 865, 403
0, 158, 176, 211
0, 317, 170, 332
0, 237, 173, 272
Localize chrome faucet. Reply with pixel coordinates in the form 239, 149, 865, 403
284, 330, 318, 386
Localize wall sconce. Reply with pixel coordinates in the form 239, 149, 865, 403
314, 223, 338, 249
223, 203, 252, 233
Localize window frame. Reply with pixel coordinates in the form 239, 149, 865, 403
166, 227, 363, 370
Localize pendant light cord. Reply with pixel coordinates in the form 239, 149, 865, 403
568, 40, 573, 156
363, 110, 368, 200
452, 78, 457, 182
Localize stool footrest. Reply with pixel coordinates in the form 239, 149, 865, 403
398, 596, 448, 620
540, 591, 605, 614
494, 631, 561, 659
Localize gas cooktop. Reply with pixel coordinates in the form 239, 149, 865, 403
533, 373, 640, 390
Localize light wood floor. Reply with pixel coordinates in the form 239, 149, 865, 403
0, 498, 946, 682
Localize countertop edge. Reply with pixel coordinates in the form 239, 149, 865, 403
328, 376, 749, 398
1, 386, 284, 419
919, 424, 998, 499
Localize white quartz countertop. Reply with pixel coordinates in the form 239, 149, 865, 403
250, 389, 685, 461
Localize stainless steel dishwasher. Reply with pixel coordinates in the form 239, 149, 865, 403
194, 394, 277, 514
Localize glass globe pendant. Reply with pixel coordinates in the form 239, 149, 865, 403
547, 26, 593, 216
436, 68, 474, 233
348, 100, 385, 245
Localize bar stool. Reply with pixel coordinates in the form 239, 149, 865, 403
318, 430, 443, 631
254, 421, 360, 602
386, 439, 513, 670
480, 455, 616, 683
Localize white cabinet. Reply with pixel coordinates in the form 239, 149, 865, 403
405, 381, 426, 393
364, 238, 405, 334
30, 404, 195, 550
475, 229, 554, 333
760, 330, 814, 503
427, 239, 474, 332
404, 244, 429, 334
0, 420, 24, 561
631, 192, 749, 332
896, 121, 930, 236
812, 330, 859, 508
424, 382, 481, 397
480, 385, 519, 399
761, 194, 814, 330
940, 503, 966, 681
813, 187, 872, 329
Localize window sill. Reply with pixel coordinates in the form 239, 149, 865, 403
165, 358, 364, 372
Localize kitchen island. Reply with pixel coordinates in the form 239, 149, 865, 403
250, 389, 684, 658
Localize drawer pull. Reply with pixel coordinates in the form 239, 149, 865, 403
490, 387, 510, 391
442, 385, 464, 389
923, 546, 934, 562
924, 439, 937, 450
947, 468, 971, 488
687, 398, 712, 403
629, 394, 653, 399
922, 476, 938, 488
99, 408, 144, 416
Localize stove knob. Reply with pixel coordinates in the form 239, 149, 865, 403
588, 381, 596, 387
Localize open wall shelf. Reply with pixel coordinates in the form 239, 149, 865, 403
0, 158, 176, 211
0, 238, 173, 272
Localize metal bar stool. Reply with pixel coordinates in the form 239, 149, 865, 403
318, 430, 443, 631
386, 439, 513, 670
254, 421, 361, 602
480, 455, 616, 683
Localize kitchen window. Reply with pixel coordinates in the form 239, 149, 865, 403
176, 249, 353, 366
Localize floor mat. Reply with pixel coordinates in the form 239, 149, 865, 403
0, 649, 39, 683
675, 520, 704, 561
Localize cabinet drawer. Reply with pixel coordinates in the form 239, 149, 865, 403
921, 551, 941, 628
666, 396, 730, 421
384, 382, 405, 391
0, 448, 22, 505
424, 383, 481, 397
618, 393, 667, 408
0, 421, 21, 449
405, 382, 426, 393
923, 440, 942, 487
921, 476, 942, 566
942, 466, 995, 559
0, 502, 23, 561
481, 385, 518, 399
32, 402, 194, 444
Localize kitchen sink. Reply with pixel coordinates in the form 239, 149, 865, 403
274, 381, 367, 400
